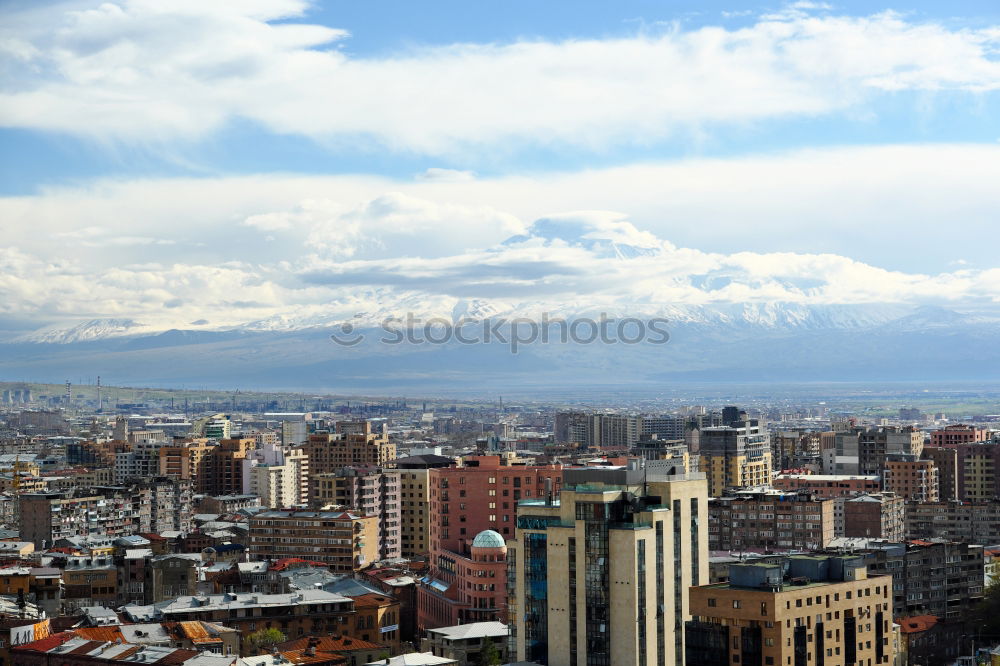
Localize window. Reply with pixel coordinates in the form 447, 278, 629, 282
708, 598, 716, 607
733, 600, 742, 609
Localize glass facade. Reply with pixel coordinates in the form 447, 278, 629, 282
691, 497, 700, 585
569, 536, 578, 666
637, 538, 647, 666
524, 532, 549, 662
578, 500, 625, 666
673, 499, 683, 666
656, 520, 665, 666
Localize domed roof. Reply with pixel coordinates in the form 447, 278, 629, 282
471, 530, 506, 549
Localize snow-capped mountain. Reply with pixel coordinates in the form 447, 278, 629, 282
16, 318, 146, 344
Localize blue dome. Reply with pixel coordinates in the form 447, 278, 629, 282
471, 530, 506, 548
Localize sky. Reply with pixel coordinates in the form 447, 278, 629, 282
2, 0, 1000, 336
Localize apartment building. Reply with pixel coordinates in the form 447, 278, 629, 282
311, 465, 401, 560
390, 454, 455, 558
687, 555, 893, 666
247, 510, 378, 572
302, 421, 396, 474
772, 474, 880, 498
846, 540, 985, 621
699, 419, 772, 496
882, 455, 939, 502
709, 489, 835, 552
905, 500, 1000, 543
418, 455, 563, 630
842, 493, 905, 542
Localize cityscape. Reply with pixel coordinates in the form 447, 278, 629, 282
4, 1, 1000, 666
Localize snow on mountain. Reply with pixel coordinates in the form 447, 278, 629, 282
16, 318, 146, 343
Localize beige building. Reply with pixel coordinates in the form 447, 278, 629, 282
883, 455, 939, 502
509, 462, 709, 666
388, 453, 455, 557
687, 555, 893, 666
699, 420, 772, 496
158, 439, 214, 491
302, 421, 396, 474
247, 509, 378, 572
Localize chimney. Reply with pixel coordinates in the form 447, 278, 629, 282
544, 478, 553, 506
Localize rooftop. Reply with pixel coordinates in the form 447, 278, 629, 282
427, 621, 508, 641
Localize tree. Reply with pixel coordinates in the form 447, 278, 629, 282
478, 637, 501, 666
247, 628, 287, 654
970, 580, 1000, 639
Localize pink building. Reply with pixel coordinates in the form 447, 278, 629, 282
931, 425, 988, 447
417, 456, 562, 630
772, 473, 881, 498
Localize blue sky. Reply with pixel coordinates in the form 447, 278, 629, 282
4, 0, 1000, 191
2, 0, 1000, 334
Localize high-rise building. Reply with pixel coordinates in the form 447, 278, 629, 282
509, 462, 708, 666
19, 489, 151, 547
211, 437, 255, 496
921, 446, 959, 500
699, 418, 771, 496
311, 465, 401, 561
905, 499, 1000, 543
839, 540, 984, 621
388, 454, 456, 558
686, 555, 893, 666
824, 426, 923, 476
936, 440, 1000, 501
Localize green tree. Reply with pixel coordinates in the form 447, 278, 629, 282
478, 637, 501, 666
968, 579, 1000, 644
247, 628, 287, 655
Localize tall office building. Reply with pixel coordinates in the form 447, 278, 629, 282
509, 461, 708, 666
699, 418, 772, 497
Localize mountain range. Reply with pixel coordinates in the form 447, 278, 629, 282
1, 302, 995, 393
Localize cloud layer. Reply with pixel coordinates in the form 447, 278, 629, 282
3, 144, 1000, 335
2, 2, 1000, 152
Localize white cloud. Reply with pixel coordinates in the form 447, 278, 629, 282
4, 144, 1000, 332
1, 3, 999, 152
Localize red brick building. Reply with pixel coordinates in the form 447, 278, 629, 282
930, 425, 988, 447
417, 456, 562, 630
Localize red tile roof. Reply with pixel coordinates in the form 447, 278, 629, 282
898, 615, 938, 634
277, 634, 381, 653
13, 631, 77, 652
270, 558, 328, 572
73, 627, 126, 642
